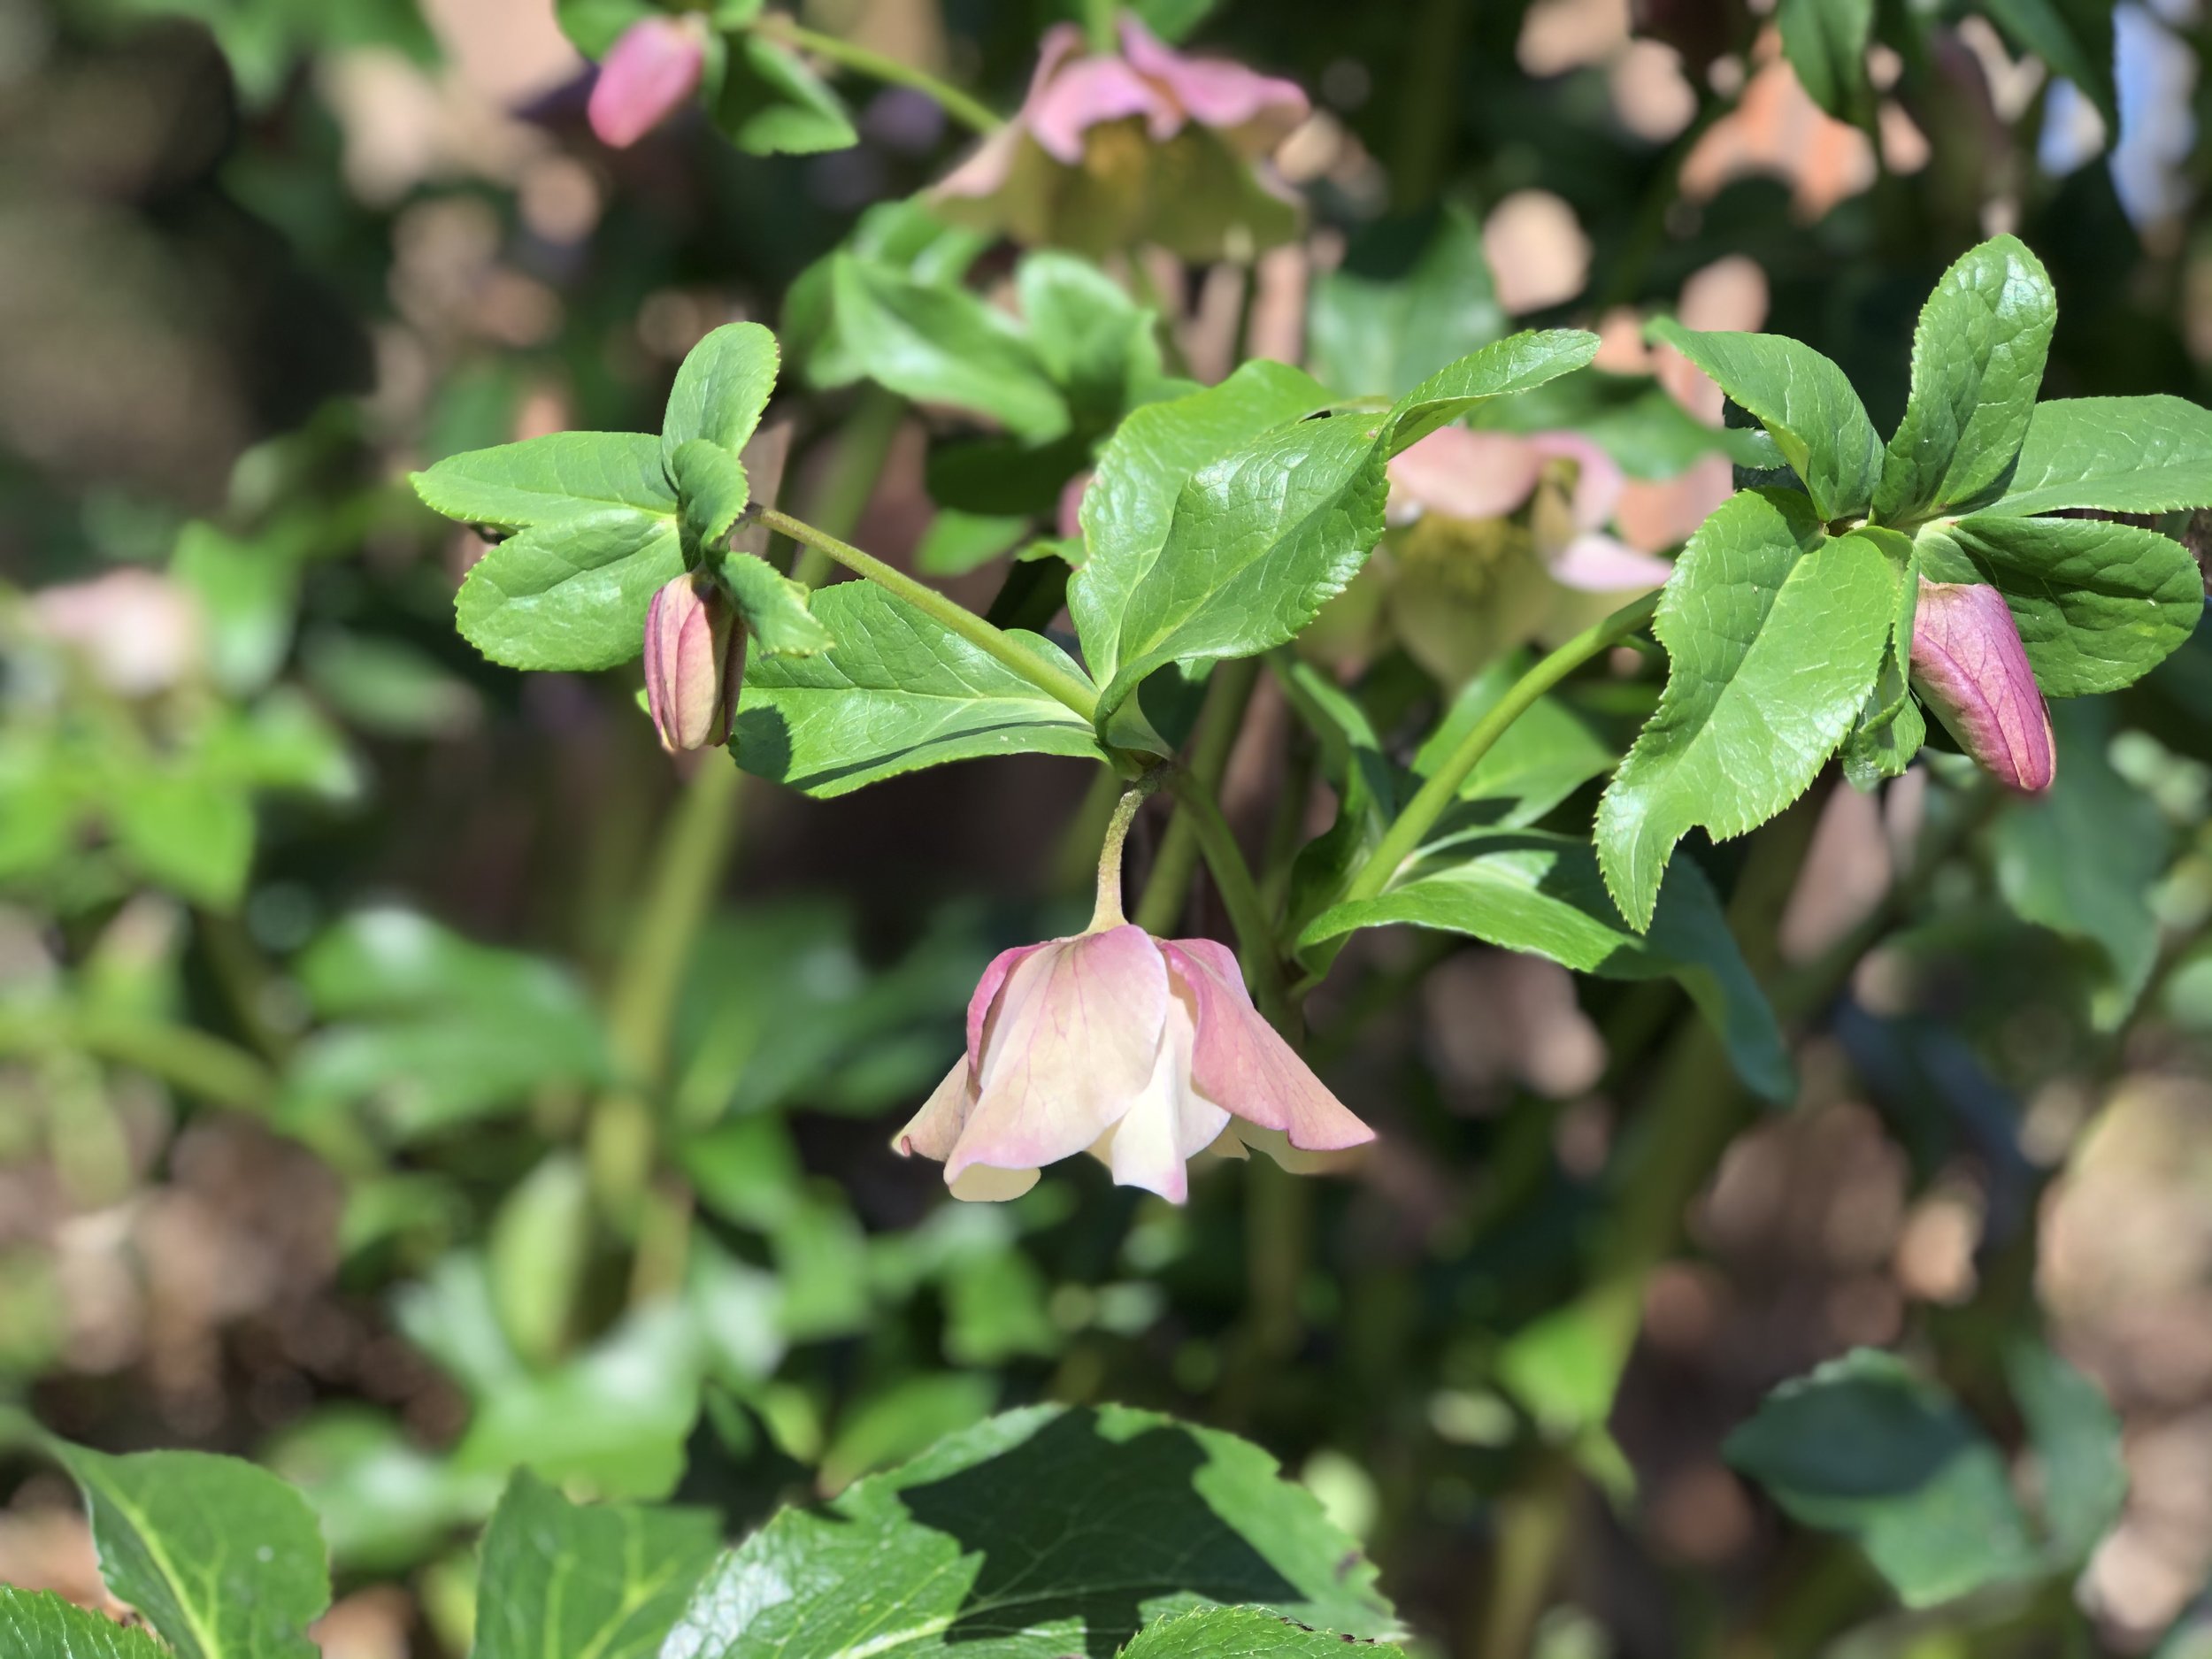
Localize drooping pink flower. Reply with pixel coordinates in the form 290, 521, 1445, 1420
1909, 578, 2055, 795
932, 14, 1309, 258
588, 15, 710, 150
895, 926, 1372, 1202
643, 572, 743, 753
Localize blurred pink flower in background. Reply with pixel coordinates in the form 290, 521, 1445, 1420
27, 569, 204, 698
895, 926, 1371, 1202
933, 14, 1308, 258
1909, 578, 2055, 794
588, 14, 710, 150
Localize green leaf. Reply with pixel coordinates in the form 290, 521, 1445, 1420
1645, 319, 1882, 519
1876, 236, 2056, 525
1993, 702, 2168, 1028
830, 257, 1068, 442
663, 321, 780, 468
2007, 1341, 2127, 1565
412, 431, 677, 530
1777, 0, 1872, 119
1597, 494, 1896, 930
731, 580, 1107, 796
0, 1588, 170, 1659
1916, 513, 2202, 696
1840, 530, 1924, 789
472, 1471, 724, 1659
1120, 1607, 1407, 1658
716, 35, 860, 155
554, 0, 652, 57
1471, 368, 1760, 480
1016, 251, 1165, 421
455, 511, 683, 671
1307, 205, 1504, 400
1416, 661, 1616, 826
110, 770, 254, 910
1386, 328, 1603, 453
1980, 0, 2116, 129
672, 438, 752, 563
918, 511, 1033, 576
1980, 396, 2212, 516
1297, 831, 1790, 1102
721, 553, 833, 656
265, 1409, 501, 1576
662, 1404, 1397, 1659
786, 199, 990, 389
1724, 1349, 2039, 1609
1071, 362, 1334, 686
53, 1442, 330, 1659
487, 1152, 591, 1369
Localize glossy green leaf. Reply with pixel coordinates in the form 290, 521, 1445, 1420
1597, 493, 1895, 930
2008, 1341, 2127, 1564
663, 321, 780, 468
721, 552, 833, 656
412, 431, 677, 530
1386, 328, 1602, 453
830, 257, 1068, 442
717, 35, 859, 155
1777, 0, 1871, 119
672, 439, 751, 564
53, 1442, 331, 1659
1876, 236, 2055, 524
0, 1588, 170, 1659
1916, 513, 2202, 696
662, 1404, 1397, 1659
1645, 319, 1881, 519
1120, 1607, 1408, 1658
1297, 831, 1789, 1101
917, 511, 1032, 576
472, 1471, 724, 1659
455, 511, 683, 671
731, 580, 1107, 797
1981, 395, 2212, 516
1724, 1349, 2039, 1609
1307, 205, 1504, 399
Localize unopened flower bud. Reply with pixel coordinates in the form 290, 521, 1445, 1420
1909, 578, 2055, 795
588, 15, 709, 150
643, 573, 743, 753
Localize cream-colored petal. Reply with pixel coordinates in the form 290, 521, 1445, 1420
1087, 979, 1228, 1203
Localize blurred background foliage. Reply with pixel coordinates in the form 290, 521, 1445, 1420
4, 0, 2212, 1655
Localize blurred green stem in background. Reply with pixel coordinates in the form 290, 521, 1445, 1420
1081, 0, 1118, 57
1134, 657, 1262, 936
1168, 768, 1286, 1025
1389, 0, 1471, 211
788, 387, 903, 587
754, 15, 1004, 136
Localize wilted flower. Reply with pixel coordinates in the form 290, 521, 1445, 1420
588, 14, 710, 150
895, 926, 1373, 1202
27, 568, 204, 697
932, 14, 1309, 259
643, 572, 743, 753
1909, 578, 2055, 794
1378, 427, 1675, 685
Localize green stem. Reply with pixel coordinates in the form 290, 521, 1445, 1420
755, 505, 1102, 722
1091, 781, 1155, 929
1079, 0, 1118, 57
1167, 769, 1286, 1024
0, 1008, 274, 1112
1387, 0, 1471, 211
1133, 658, 1261, 935
755, 16, 1003, 136
1339, 594, 1658, 907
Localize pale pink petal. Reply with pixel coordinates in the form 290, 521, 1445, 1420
947, 926, 1170, 1183
1029, 57, 1174, 162
1545, 532, 1674, 594
1387, 428, 1543, 523
588, 16, 706, 150
29, 569, 203, 696
1909, 579, 2055, 794
966, 941, 1050, 1071
894, 1057, 976, 1163
1525, 431, 1625, 532
1087, 975, 1228, 1203
1615, 455, 1733, 552
1118, 13, 1308, 153
1161, 939, 1373, 1151
933, 128, 1025, 200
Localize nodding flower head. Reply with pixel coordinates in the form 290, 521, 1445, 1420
1909, 578, 2055, 795
588, 14, 710, 150
643, 572, 743, 754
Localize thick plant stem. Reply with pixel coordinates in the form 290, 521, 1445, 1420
1080, 0, 1118, 57
1167, 770, 1286, 1025
754, 505, 1102, 722
1339, 595, 1658, 907
1134, 657, 1262, 935
755, 16, 1003, 136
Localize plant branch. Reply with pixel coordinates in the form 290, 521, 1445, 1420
752, 504, 1102, 722
754, 15, 1004, 136
1134, 657, 1261, 935
0, 1007, 274, 1113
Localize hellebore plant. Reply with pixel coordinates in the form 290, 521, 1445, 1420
895, 786, 1374, 1203
1909, 578, 2056, 794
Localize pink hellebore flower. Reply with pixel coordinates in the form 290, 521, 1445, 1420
28, 568, 204, 698
643, 572, 743, 753
588, 14, 710, 150
895, 924, 1372, 1204
933, 14, 1309, 259
1909, 579, 2055, 795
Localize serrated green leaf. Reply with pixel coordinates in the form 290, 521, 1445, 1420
1119, 1606, 1406, 1658
1876, 235, 2056, 524
1597, 494, 1895, 930
663, 321, 780, 468
1981, 396, 2212, 516
830, 257, 1068, 441
1386, 328, 1602, 453
0, 1588, 170, 1659
1297, 831, 1789, 1101
717, 35, 860, 155
731, 580, 1106, 796
53, 1442, 331, 1659
456, 510, 683, 671
412, 431, 677, 531
721, 552, 833, 656
1916, 513, 2202, 696
1072, 362, 1334, 685
1777, 0, 1872, 119
662, 1404, 1397, 1659
672, 438, 751, 563
1724, 1349, 2039, 1609
2007, 1341, 2127, 1565
472, 1471, 724, 1659
1645, 319, 1882, 519
1307, 204, 1504, 400
1980, 0, 2116, 128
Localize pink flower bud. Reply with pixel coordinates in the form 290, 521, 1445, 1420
588, 15, 709, 150
1909, 578, 2055, 795
643, 573, 742, 753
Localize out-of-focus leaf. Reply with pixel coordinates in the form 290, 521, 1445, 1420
819, 1374, 999, 1494
1981, 0, 2116, 128
1121, 1606, 1408, 1657
917, 511, 1033, 576
829, 257, 1068, 441
2007, 1340, 2127, 1564
266, 1409, 502, 1576
300, 631, 480, 739
716, 36, 860, 156
487, 1152, 592, 1369
1416, 660, 1616, 826
1776, 0, 1871, 119
1308, 205, 1504, 399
